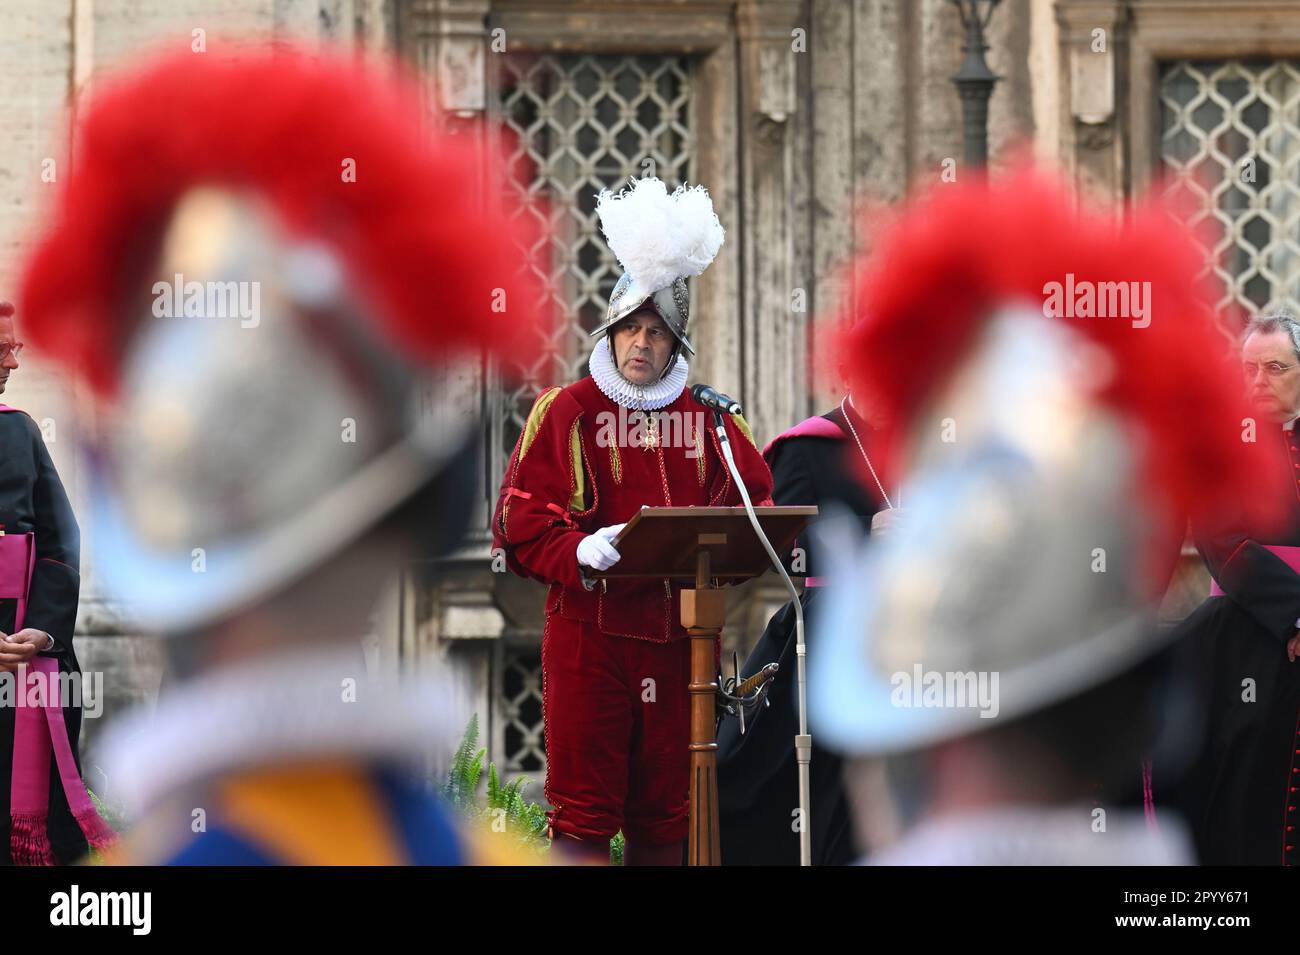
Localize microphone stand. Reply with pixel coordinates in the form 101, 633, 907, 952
712, 409, 812, 867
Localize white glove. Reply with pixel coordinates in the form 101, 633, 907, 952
576, 523, 626, 572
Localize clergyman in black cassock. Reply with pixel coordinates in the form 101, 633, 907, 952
716, 398, 882, 866
0, 405, 85, 865
1169, 312, 1300, 865
1173, 429, 1300, 865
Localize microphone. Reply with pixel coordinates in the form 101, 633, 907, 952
690, 383, 743, 416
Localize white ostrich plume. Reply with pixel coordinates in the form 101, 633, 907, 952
595, 177, 725, 293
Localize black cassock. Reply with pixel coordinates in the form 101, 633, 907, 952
1167, 419, 1300, 866
0, 407, 85, 865
717, 404, 881, 866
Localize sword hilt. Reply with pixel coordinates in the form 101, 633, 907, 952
716, 658, 780, 732
733, 661, 779, 698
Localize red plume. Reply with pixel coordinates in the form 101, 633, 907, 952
19, 45, 551, 394
835, 169, 1289, 583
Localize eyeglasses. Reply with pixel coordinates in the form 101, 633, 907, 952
1242, 360, 1295, 379
0, 342, 22, 362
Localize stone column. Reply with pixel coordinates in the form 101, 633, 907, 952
1056, 0, 1130, 204
737, 0, 807, 443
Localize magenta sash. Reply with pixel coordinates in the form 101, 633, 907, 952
0, 533, 115, 864
760, 415, 845, 462
1208, 544, 1300, 597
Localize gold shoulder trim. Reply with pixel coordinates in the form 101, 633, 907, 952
518, 387, 564, 462
729, 412, 758, 450
569, 421, 585, 511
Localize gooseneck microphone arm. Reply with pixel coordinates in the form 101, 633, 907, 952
710, 407, 812, 867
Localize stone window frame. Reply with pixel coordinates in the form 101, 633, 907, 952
1055, 1, 1300, 200
1127, 0, 1300, 195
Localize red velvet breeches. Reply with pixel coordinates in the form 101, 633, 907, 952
541, 614, 698, 847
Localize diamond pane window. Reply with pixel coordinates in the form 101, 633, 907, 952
500, 647, 544, 773
489, 53, 695, 499
1159, 60, 1300, 344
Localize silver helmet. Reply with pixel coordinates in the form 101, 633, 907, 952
17, 49, 545, 634
592, 273, 694, 359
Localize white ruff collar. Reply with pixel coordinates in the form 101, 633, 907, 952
589, 337, 688, 411
94, 644, 457, 818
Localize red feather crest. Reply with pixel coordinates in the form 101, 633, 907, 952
19, 45, 550, 393
835, 169, 1288, 564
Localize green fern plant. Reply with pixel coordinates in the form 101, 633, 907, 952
442, 714, 487, 814
444, 715, 623, 862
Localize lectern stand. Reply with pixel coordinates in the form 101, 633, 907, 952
593, 505, 816, 866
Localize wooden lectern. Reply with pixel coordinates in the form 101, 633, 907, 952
592, 505, 816, 866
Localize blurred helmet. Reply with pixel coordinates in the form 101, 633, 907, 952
19, 46, 547, 633
810, 171, 1286, 755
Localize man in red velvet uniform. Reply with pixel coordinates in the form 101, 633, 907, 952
493, 177, 772, 865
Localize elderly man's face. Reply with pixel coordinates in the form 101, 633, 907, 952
612, 307, 674, 386
1242, 329, 1300, 423
0, 316, 20, 396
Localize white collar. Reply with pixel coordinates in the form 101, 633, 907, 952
94, 643, 457, 819
863, 805, 1195, 866
588, 337, 688, 411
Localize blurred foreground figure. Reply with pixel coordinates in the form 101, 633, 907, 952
1169, 308, 1300, 865
809, 172, 1284, 865
19, 48, 546, 864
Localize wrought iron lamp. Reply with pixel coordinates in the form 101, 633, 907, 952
950, 0, 1002, 168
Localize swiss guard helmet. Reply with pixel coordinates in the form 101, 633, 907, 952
18, 46, 548, 633
590, 176, 724, 377
810, 170, 1288, 757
